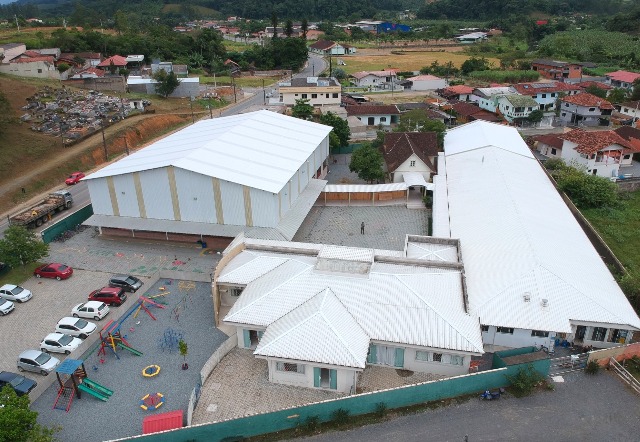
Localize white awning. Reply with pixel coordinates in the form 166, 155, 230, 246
403, 172, 435, 190
323, 183, 407, 193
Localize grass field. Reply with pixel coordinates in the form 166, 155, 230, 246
340, 51, 499, 74
582, 189, 640, 272
200, 75, 281, 87
0, 263, 43, 287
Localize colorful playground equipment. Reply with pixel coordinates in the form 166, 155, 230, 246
157, 327, 184, 353
133, 296, 166, 321
142, 365, 161, 377
140, 392, 164, 411
53, 359, 113, 411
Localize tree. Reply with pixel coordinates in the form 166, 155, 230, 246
153, 69, 180, 98
554, 165, 618, 209
461, 57, 490, 75
320, 111, 350, 148
349, 143, 385, 183
631, 79, 640, 101
527, 109, 544, 124
292, 98, 313, 120
56, 62, 70, 74
108, 60, 117, 75
607, 88, 628, 104
0, 385, 58, 442
285, 19, 294, 38
0, 226, 49, 269
330, 68, 347, 80
179, 339, 188, 370
585, 84, 607, 99
270, 12, 278, 38
395, 110, 446, 147
300, 18, 309, 39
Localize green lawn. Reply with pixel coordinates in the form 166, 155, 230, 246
581, 189, 640, 272
0, 263, 42, 287
199, 75, 281, 88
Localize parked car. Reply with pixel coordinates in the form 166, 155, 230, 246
55, 317, 97, 339
88, 287, 127, 306
108, 275, 143, 293
65, 172, 85, 185
71, 301, 110, 321
17, 350, 60, 376
0, 298, 15, 315
34, 263, 73, 280
0, 284, 32, 303
0, 371, 37, 396
40, 333, 82, 355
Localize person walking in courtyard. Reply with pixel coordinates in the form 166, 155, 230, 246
361, 222, 365, 234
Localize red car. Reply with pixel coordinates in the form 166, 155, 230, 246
65, 172, 85, 185
34, 263, 73, 280
88, 287, 127, 306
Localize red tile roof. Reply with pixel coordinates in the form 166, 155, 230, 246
531, 134, 564, 149
346, 105, 400, 116
382, 132, 439, 173
76, 67, 105, 77
512, 81, 580, 95
97, 55, 127, 67
443, 85, 474, 95
23, 50, 41, 57
449, 101, 503, 122
576, 81, 612, 91
606, 70, 640, 84
559, 129, 633, 155
13, 56, 54, 63
615, 126, 640, 152
561, 92, 614, 110
309, 40, 336, 51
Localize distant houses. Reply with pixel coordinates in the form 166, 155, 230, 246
531, 59, 583, 80
309, 40, 356, 56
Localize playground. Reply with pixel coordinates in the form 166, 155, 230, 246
31, 279, 228, 442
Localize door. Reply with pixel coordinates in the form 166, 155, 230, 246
368, 117, 375, 125
313, 367, 337, 390
372, 345, 405, 367
575, 325, 586, 341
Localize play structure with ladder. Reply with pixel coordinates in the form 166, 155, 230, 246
53, 359, 113, 412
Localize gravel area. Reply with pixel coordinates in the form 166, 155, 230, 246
325, 154, 367, 185
32, 279, 228, 442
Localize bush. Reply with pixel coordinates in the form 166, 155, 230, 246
554, 165, 619, 209
304, 415, 320, 431
331, 408, 350, 425
505, 365, 544, 397
467, 70, 540, 83
374, 402, 388, 417
585, 360, 601, 375
544, 158, 567, 171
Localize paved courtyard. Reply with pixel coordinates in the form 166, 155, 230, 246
192, 348, 344, 424
357, 366, 447, 394
325, 154, 368, 185
294, 206, 429, 251
304, 371, 640, 442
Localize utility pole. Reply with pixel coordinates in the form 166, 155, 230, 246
189, 96, 195, 123
262, 78, 266, 105
231, 76, 237, 103
123, 134, 130, 155
100, 119, 108, 161
14, 15, 19, 32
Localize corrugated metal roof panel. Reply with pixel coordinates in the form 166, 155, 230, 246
323, 183, 407, 192
444, 121, 640, 331
432, 154, 451, 238
84, 111, 332, 193
318, 245, 373, 262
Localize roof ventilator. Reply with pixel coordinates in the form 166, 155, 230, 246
541, 298, 549, 307
523, 292, 531, 302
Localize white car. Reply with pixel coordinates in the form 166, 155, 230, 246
55, 317, 97, 339
0, 298, 15, 315
71, 301, 110, 321
40, 333, 82, 355
0, 284, 32, 303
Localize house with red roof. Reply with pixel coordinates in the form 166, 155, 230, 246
447, 101, 503, 124
605, 70, 640, 90
309, 40, 356, 56
97, 55, 128, 72
558, 93, 614, 127
406, 74, 447, 91
619, 100, 640, 123
350, 70, 398, 90
439, 85, 474, 101
0, 54, 61, 79
346, 104, 400, 126
531, 59, 582, 80
511, 81, 581, 111
381, 132, 439, 182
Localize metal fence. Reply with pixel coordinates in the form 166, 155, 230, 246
40, 204, 94, 243
548, 353, 588, 376
609, 357, 640, 395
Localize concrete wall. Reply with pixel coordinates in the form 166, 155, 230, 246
482, 325, 556, 350
267, 360, 357, 393
411, 79, 447, 91
587, 342, 640, 366
63, 77, 127, 93
279, 87, 341, 106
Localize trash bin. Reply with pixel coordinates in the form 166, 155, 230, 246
201, 241, 207, 249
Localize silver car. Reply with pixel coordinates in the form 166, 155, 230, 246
0, 284, 32, 303
17, 350, 60, 376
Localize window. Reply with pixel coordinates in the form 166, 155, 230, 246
432, 353, 443, 362
326, 94, 329, 98
410, 160, 416, 167
276, 362, 305, 373
591, 327, 607, 341
551, 93, 556, 97
229, 287, 243, 297
505, 105, 510, 110
37, 69, 42, 73
565, 103, 569, 107
295, 94, 299, 97
541, 94, 547, 98
311, 93, 317, 99
332, 93, 339, 98
380, 117, 387, 122
551, 148, 557, 155
415, 351, 464, 365
496, 327, 514, 334
588, 107, 595, 112
531, 330, 550, 337
562, 113, 566, 117
301, 94, 308, 99
481, 325, 489, 332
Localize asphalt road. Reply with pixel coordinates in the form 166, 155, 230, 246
0, 54, 328, 238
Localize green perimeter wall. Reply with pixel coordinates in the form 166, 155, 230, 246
41, 204, 94, 243
115, 357, 549, 442
493, 347, 551, 375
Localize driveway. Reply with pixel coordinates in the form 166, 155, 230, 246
302, 372, 640, 442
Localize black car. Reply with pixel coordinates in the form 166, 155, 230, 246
108, 275, 143, 293
0, 371, 37, 396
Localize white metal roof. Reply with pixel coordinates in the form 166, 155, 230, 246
323, 183, 407, 193
403, 172, 435, 190
431, 154, 451, 238
222, 238, 484, 368
254, 288, 370, 368
84, 110, 332, 194
442, 121, 640, 332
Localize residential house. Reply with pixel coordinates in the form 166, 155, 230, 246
471, 86, 516, 112
439, 85, 474, 101
217, 235, 483, 393
59, 52, 102, 67
71, 67, 105, 79
381, 132, 439, 182
34, 48, 61, 60
276, 77, 341, 106
353, 20, 411, 34
309, 40, 356, 56
439, 121, 640, 349
615, 126, 640, 162
495, 95, 539, 123
531, 134, 564, 159
455, 32, 487, 43
346, 105, 400, 126
449, 101, 503, 123
350, 70, 398, 90
305, 30, 324, 41
0, 43, 26, 62
575, 81, 612, 95
127, 76, 200, 98
97, 55, 128, 73
406, 75, 447, 91
83, 110, 331, 245
0, 56, 61, 79
619, 100, 640, 123
557, 129, 636, 178
605, 70, 640, 90
511, 81, 581, 111
531, 59, 583, 80
558, 92, 614, 126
